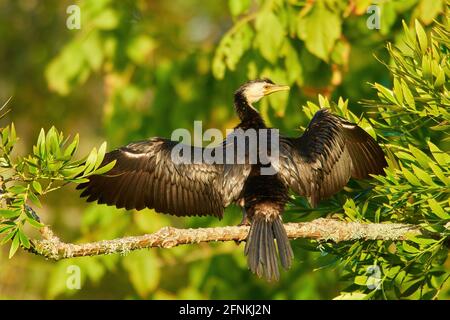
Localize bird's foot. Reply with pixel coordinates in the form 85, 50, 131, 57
238, 215, 251, 227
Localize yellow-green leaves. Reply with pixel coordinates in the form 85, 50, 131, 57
0, 123, 17, 156
46, 3, 120, 95
9, 232, 20, 258
428, 141, 450, 167
401, 166, 421, 186
427, 198, 449, 220
255, 11, 285, 63
297, 2, 341, 62
415, 0, 444, 25
0, 125, 116, 259
213, 24, 254, 79
394, 143, 449, 191
415, 20, 428, 55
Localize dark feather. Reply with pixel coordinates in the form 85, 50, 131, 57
77, 137, 251, 217
278, 109, 387, 207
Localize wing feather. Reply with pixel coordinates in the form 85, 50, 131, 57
77, 137, 251, 218
278, 109, 387, 207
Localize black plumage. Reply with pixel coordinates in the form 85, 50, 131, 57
77, 79, 387, 281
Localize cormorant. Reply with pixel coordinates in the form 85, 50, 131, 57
77, 79, 387, 281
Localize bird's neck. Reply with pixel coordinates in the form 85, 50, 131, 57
234, 93, 266, 128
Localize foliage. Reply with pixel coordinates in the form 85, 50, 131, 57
292, 18, 449, 299
0, 124, 114, 258
0, 0, 448, 300
214, 0, 446, 115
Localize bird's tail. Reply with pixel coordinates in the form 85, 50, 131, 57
244, 213, 293, 281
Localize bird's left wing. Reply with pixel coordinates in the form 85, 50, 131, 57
277, 109, 387, 207
77, 137, 251, 218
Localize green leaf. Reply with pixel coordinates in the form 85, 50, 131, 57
428, 141, 449, 166
0, 209, 20, 219
95, 141, 107, 170
402, 242, 420, 254
401, 81, 415, 109
411, 164, 434, 185
297, 2, 341, 62
401, 167, 421, 186
396, 151, 416, 162
64, 134, 79, 158
91, 159, 116, 176
37, 128, 46, 158
434, 67, 445, 88
427, 198, 449, 220
422, 55, 432, 81
83, 147, 98, 174
255, 11, 284, 63
28, 191, 42, 208
10, 122, 16, 142
401, 278, 424, 297
18, 228, 30, 249
5, 122, 17, 152
8, 185, 27, 195
1, 229, 16, 245
415, 20, 428, 54
428, 162, 449, 186
61, 165, 86, 178
1, 126, 9, 147
415, 0, 443, 25
26, 216, 44, 228
393, 79, 403, 104
0, 224, 14, 235
32, 181, 43, 195
375, 83, 397, 104
406, 235, 437, 246
9, 232, 20, 258
408, 145, 432, 169
46, 126, 59, 155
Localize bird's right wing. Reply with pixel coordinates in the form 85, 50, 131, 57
77, 137, 251, 218
277, 109, 387, 207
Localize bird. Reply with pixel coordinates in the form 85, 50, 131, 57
77, 78, 387, 281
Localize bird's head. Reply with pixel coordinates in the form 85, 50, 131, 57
237, 78, 290, 104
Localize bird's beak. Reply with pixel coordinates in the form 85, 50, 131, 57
264, 84, 290, 96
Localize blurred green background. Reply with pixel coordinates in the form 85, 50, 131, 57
0, 0, 446, 299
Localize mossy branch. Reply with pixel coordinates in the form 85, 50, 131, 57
28, 218, 430, 260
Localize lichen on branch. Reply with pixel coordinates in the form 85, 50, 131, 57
30, 218, 425, 260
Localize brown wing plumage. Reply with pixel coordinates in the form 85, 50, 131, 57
77, 137, 250, 217
278, 109, 387, 207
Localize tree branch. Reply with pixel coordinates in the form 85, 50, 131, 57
29, 218, 429, 260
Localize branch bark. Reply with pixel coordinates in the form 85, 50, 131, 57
30, 218, 425, 260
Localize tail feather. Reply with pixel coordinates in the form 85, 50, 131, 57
244, 216, 293, 281
273, 218, 293, 269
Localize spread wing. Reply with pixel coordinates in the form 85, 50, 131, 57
278, 109, 387, 207
77, 137, 251, 218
